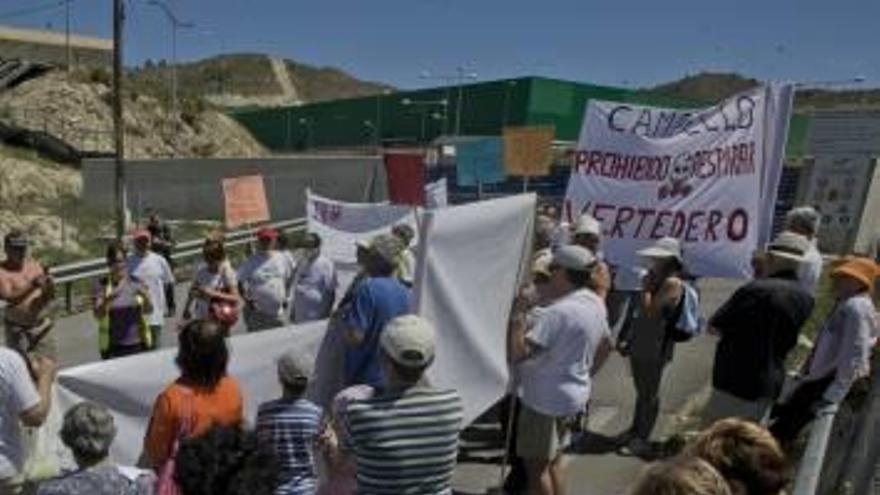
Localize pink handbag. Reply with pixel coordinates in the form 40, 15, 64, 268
156, 388, 194, 495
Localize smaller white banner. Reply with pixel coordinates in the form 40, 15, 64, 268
306, 190, 418, 265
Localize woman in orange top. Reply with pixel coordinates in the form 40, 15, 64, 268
143, 319, 243, 469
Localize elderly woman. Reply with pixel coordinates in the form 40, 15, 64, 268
37, 402, 155, 494
143, 319, 243, 472
182, 235, 240, 332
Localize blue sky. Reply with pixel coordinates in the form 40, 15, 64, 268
3, 0, 878, 90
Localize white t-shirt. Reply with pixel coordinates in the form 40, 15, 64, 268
292, 254, 338, 323
191, 261, 238, 320
127, 252, 175, 326
237, 251, 293, 318
517, 289, 610, 417
0, 348, 40, 479
798, 242, 823, 295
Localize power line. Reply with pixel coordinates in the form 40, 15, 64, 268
0, 1, 66, 21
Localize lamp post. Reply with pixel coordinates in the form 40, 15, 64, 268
421, 66, 478, 136
64, 0, 72, 74
147, 0, 194, 116
401, 98, 449, 144
298, 117, 312, 150
112, 0, 127, 239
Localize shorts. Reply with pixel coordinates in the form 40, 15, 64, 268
3, 318, 56, 361
516, 404, 575, 460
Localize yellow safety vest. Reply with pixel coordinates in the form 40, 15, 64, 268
98, 281, 152, 353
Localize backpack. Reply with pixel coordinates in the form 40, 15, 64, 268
667, 282, 704, 343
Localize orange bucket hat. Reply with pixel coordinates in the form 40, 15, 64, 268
831, 256, 879, 290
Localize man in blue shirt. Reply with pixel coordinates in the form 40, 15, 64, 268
342, 234, 411, 388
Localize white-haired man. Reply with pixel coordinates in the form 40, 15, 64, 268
510, 245, 613, 495
784, 206, 823, 293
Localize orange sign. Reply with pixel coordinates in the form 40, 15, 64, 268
503, 126, 555, 176
222, 175, 270, 228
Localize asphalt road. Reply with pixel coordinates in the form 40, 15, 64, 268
10, 276, 741, 495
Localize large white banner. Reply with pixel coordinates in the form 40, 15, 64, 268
56, 321, 329, 466
564, 84, 793, 278
306, 190, 418, 265
414, 194, 535, 426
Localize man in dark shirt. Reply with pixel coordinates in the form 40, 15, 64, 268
704, 232, 815, 424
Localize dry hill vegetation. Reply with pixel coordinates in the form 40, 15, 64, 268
0, 69, 268, 262
130, 53, 392, 108
644, 72, 880, 109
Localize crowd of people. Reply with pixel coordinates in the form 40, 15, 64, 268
0, 201, 877, 495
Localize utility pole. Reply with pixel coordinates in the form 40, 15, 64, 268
113, 0, 127, 239
148, 0, 194, 117
64, 0, 72, 74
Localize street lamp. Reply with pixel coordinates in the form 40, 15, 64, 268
147, 0, 194, 116
298, 117, 312, 150
401, 98, 449, 143
420, 67, 478, 136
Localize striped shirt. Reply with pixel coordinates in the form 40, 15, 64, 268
256, 398, 323, 495
344, 387, 464, 495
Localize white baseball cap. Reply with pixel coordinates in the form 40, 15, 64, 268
380, 315, 436, 368
574, 214, 602, 236
551, 245, 597, 272
277, 350, 315, 384
637, 237, 683, 263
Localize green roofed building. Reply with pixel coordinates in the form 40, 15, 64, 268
230, 76, 708, 152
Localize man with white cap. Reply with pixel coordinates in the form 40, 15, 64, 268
509, 245, 613, 495
341, 233, 411, 388
705, 232, 815, 423
257, 350, 323, 495
784, 206, 824, 293
339, 315, 463, 494
615, 237, 690, 457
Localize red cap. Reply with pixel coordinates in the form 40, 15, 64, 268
132, 229, 151, 240
256, 227, 279, 240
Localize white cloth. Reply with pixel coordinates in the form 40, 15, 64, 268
191, 261, 238, 320
805, 294, 878, 403
517, 288, 610, 417
550, 222, 570, 251
237, 251, 293, 318
292, 254, 337, 323
0, 348, 40, 478
413, 194, 537, 426
798, 242, 823, 294
126, 252, 174, 327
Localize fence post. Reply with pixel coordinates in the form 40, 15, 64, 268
64, 282, 73, 313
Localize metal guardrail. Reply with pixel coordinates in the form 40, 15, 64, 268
41, 217, 308, 312
792, 404, 839, 495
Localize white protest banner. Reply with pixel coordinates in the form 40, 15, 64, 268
414, 194, 535, 426
564, 84, 794, 278
425, 178, 449, 209
56, 321, 329, 466
306, 189, 418, 265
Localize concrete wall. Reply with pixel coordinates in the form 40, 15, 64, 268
82, 156, 387, 222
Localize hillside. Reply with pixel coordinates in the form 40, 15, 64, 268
130, 53, 393, 108
0, 69, 268, 260
644, 72, 880, 109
